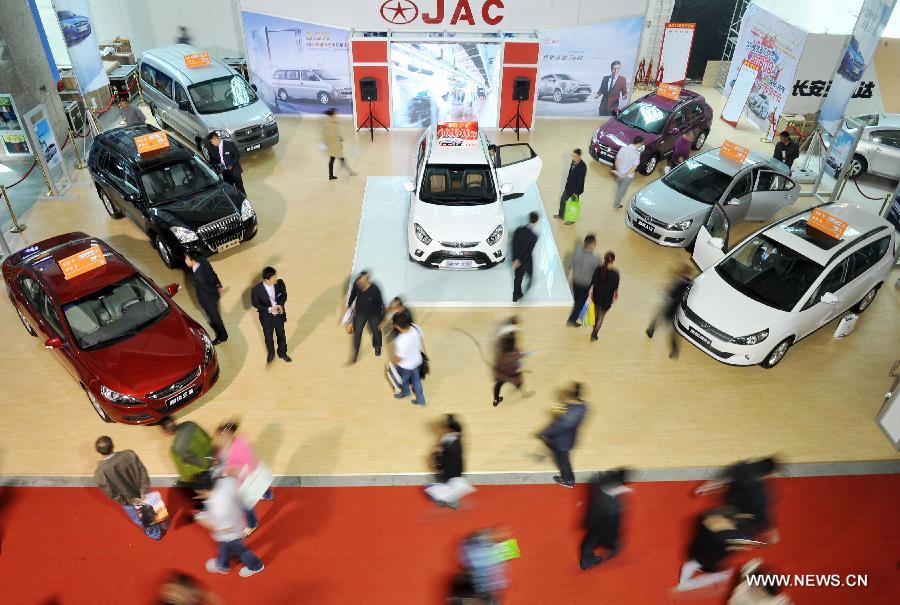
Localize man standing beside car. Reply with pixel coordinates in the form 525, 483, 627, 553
554, 149, 587, 225
773, 131, 799, 169
594, 61, 627, 117
512, 212, 540, 303
207, 132, 245, 195
118, 98, 146, 127
612, 136, 643, 209
185, 250, 228, 345
250, 266, 291, 364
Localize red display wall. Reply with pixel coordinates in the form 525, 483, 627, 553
498, 42, 540, 130
351, 40, 391, 129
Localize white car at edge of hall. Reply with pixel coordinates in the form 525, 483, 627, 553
405, 125, 542, 269
677, 202, 898, 368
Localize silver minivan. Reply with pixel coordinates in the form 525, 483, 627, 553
139, 44, 279, 159
270, 68, 352, 105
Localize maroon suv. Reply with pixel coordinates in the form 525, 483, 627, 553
589, 89, 713, 175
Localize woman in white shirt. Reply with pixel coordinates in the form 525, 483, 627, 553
390, 313, 426, 405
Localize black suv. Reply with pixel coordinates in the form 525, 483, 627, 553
87, 125, 257, 268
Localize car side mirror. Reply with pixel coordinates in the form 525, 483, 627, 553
500, 183, 513, 194
166, 283, 180, 297
125, 191, 140, 202
44, 337, 63, 350
403, 181, 415, 192
178, 99, 192, 112
251, 83, 258, 92
820, 292, 840, 305
726, 198, 742, 206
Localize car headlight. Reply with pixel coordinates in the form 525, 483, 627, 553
731, 329, 769, 345
100, 385, 141, 405
414, 223, 432, 245
680, 281, 693, 307
629, 195, 638, 210
214, 129, 232, 139
198, 330, 214, 366
241, 199, 255, 221
263, 113, 275, 126
170, 225, 198, 243
486, 224, 503, 246
668, 219, 693, 231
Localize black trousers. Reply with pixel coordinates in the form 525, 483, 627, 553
328, 156, 348, 178
590, 305, 610, 338
513, 260, 533, 301
352, 312, 382, 360
580, 529, 619, 567
558, 189, 574, 217
261, 316, 287, 359
647, 311, 679, 356
224, 170, 245, 195
199, 296, 227, 341
550, 446, 574, 483
568, 283, 591, 324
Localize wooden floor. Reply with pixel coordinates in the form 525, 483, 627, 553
1, 87, 897, 477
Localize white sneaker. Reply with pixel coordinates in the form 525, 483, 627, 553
239, 564, 265, 577
205, 559, 229, 574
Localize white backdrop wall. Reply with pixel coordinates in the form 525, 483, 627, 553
88, 0, 245, 57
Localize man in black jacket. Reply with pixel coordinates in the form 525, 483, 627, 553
511, 212, 540, 303
772, 131, 799, 169
646, 264, 692, 359
554, 149, 587, 224
347, 271, 385, 363
250, 266, 291, 364
207, 132, 245, 194
580, 469, 632, 569
184, 250, 227, 344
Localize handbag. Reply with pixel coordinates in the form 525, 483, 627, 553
563, 195, 581, 223
135, 491, 168, 527
413, 325, 430, 379
237, 463, 274, 510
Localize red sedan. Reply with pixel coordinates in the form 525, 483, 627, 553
3, 232, 219, 424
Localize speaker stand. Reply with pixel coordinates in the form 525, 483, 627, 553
357, 100, 389, 142
500, 100, 530, 141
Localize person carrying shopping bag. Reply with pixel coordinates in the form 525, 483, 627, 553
214, 418, 273, 538
554, 149, 587, 225
589, 252, 620, 342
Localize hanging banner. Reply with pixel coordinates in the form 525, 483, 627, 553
823, 125, 858, 179
722, 4, 807, 133
536, 17, 643, 118
720, 60, 759, 127
658, 22, 695, 86
241, 11, 353, 116
819, 0, 897, 136
0, 94, 32, 156
52, 0, 109, 93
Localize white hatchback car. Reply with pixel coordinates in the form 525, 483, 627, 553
677, 202, 897, 368
405, 126, 542, 269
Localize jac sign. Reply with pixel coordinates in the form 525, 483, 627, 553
380, 0, 505, 26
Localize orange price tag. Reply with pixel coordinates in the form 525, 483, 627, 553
807, 208, 849, 240
134, 131, 170, 154
58, 245, 107, 280
657, 83, 682, 101
720, 140, 750, 164
184, 51, 211, 68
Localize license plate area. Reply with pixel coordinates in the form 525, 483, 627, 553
635, 218, 655, 234
166, 385, 198, 409
689, 326, 712, 347
246, 143, 261, 151
441, 259, 476, 269
217, 239, 241, 253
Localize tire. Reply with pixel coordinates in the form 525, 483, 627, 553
151, 105, 165, 129
852, 284, 880, 313
277, 88, 289, 102
318, 91, 331, 105
553, 89, 563, 103
15, 307, 37, 337
154, 234, 177, 269
692, 130, 709, 150
98, 188, 123, 219
848, 154, 867, 177
760, 337, 792, 369
84, 386, 113, 423
638, 154, 659, 175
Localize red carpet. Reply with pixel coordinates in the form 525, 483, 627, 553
0, 475, 898, 604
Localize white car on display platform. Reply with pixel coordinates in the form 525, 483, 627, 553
677, 202, 897, 368
405, 124, 542, 269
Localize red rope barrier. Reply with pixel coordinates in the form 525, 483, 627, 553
96, 95, 116, 115
1, 160, 38, 189
851, 177, 886, 201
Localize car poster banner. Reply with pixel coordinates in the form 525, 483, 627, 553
658, 22, 695, 86
819, 0, 897, 136
52, 0, 108, 93
720, 60, 759, 127
823, 125, 857, 179
241, 11, 352, 116
24, 104, 70, 196
0, 94, 33, 156
536, 17, 643, 118
722, 4, 807, 133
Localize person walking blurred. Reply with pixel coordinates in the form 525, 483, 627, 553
727, 559, 794, 605
589, 252, 619, 341
566, 234, 600, 327
425, 414, 474, 509
646, 264, 693, 359
612, 136, 643, 208
194, 474, 265, 578
511, 212, 540, 303
391, 313, 426, 405
538, 382, 588, 488
322, 108, 356, 180
382, 296, 413, 342
250, 266, 291, 364
554, 149, 587, 225
214, 418, 274, 537
158, 572, 223, 605
492, 329, 531, 406
159, 417, 214, 492
580, 469, 632, 570
455, 528, 510, 604
677, 508, 763, 592
347, 271, 385, 363
695, 457, 781, 543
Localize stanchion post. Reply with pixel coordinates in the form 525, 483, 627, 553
69, 128, 86, 169
34, 153, 53, 197
0, 185, 27, 233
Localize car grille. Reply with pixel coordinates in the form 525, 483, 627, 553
574, 87, 591, 94
632, 205, 669, 228
681, 303, 733, 342
147, 367, 201, 400
234, 125, 264, 144
596, 143, 617, 157
439, 241, 480, 248
338, 88, 352, 98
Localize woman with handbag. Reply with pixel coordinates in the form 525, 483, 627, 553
214, 419, 273, 537
589, 251, 620, 342
390, 313, 427, 405
424, 414, 473, 509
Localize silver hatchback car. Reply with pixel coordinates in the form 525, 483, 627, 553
625, 148, 798, 247
836, 113, 900, 180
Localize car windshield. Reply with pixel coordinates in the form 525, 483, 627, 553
62, 275, 170, 350
313, 69, 341, 80
714, 234, 823, 312
141, 157, 220, 205
617, 102, 670, 134
188, 76, 258, 114
420, 164, 496, 206
662, 158, 732, 204
556, 74, 573, 80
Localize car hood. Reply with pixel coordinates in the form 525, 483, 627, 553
151, 185, 242, 230
79, 309, 205, 396
595, 120, 657, 149
412, 200, 503, 243
60, 17, 88, 26
560, 80, 590, 88
201, 100, 273, 132
686, 269, 787, 336
633, 179, 708, 225
321, 78, 351, 89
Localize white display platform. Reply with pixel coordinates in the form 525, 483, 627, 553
351, 177, 573, 307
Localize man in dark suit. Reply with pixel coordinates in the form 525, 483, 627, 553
581, 469, 632, 570
184, 250, 227, 344
207, 132, 245, 194
554, 148, 587, 224
511, 212, 540, 303
773, 131, 799, 168
250, 266, 291, 364
594, 60, 627, 117
538, 382, 588, 488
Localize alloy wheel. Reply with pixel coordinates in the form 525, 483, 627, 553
858, 287, 876, 311
848, 158, 862, 176
278, 89, 288, 101
644, 155, 657, 173
553, 89, 562, 102
694, 132, 707, 149
768, 340, 790, 366
156, 237, 172, 267
100, 191, 114, 215
318, 92, 330, 105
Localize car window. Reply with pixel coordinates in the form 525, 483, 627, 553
801, 257, 850, 310
871, 130, 900, 149
104, 153, 138, 193
273, 70, 283, 79
754, 170, 794, 192
18, 275, 41, 308
188, 76, 258, 115
288, 70, 299, 80
419, 164, 496, 206
140, 157, 220, 204
34, 287, 64, 337
173, 82, 189, 105
662, 158, 732, 204
728, 172, 753, 199
688, 103, 704, 121
848, 236, 890, 282
300, 70, 310, 80
669, 109, 687, 131
616, 102, 671, 134
148, 65, 173, 99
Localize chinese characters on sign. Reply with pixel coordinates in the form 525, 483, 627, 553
792, 80, 875, 98
59, 244, 107, 280
807, 208, 849, 240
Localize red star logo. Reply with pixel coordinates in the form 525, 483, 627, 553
380, 0, 418, 24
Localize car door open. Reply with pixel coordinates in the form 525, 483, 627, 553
747, 170, 798, 220
495, 143, 542, 200
692, 204, 730, 270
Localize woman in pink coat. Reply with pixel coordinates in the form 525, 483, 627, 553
215, 418, 273, 536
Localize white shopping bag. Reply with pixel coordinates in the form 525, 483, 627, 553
238, 463, 274, 509
834, 314, 858, 339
